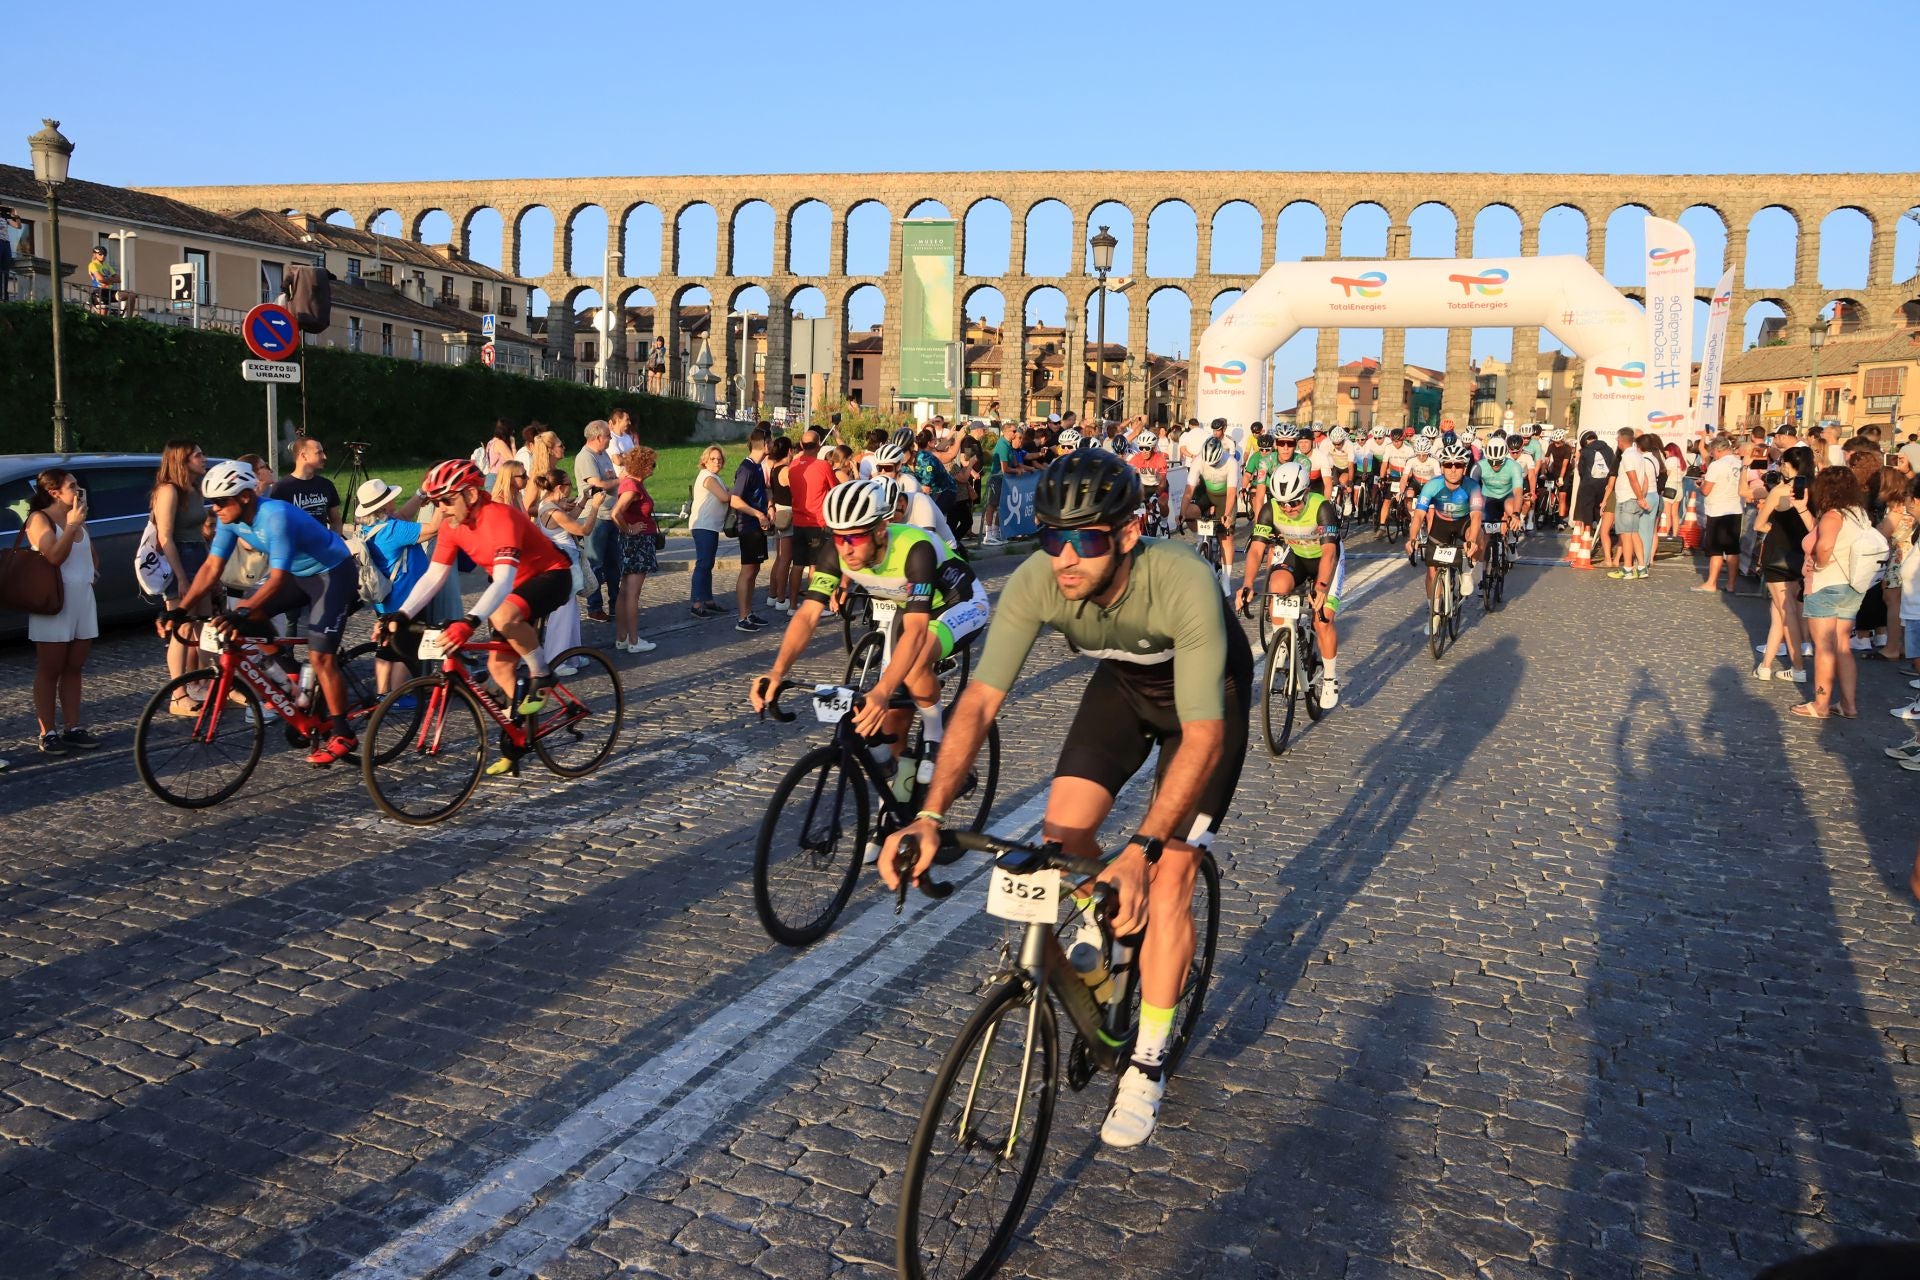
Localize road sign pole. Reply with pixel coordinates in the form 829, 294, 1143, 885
266, 382, 278, 463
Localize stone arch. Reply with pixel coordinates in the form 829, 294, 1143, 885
413, 208, 453, 245
1210, 201, 1261, 275
322, 209, 354, 228
1210, 288, 1244, 325
730, 200, 775, 277
1023, 284, 1067, 330
463, 207, 504, 270
1024, 199, 1073, 276
1677, 205, 1728, 285
1274, 200, 1327, 262
674, 202, 718, 277
620, 202, 663, 276
1084, 201, 1134, 275
1472, 203, 1522, 258
1822, 296, 1867, 334
1538, 204, 1589, 259
787, 199, 831, 276
963, 283, 1006, 329
1744, 206, 1800, 290
1893, 207, 1920, 286
566, 204, 608, 277
563, 285, 605, 368
514, 205, 555, 278
1742, 297, 1792, 350
528, 286, 550, 321
906, 199, 952, 220
723, 285, 771, 410
1817, 207, 1873, 290
1146, 285, 1192, 360
962, 197, 1011, 276
1602, 203, 1652, 286
1082, 280, 1130, 345
1408, 202, 1458, 258
845, 281, 885, 332
367, 208, 402, 237
615, 283, 656, 361
1898, 298, 1920, 328
1339, 202, 1389, 258
1145, 199, 1197, 278
787, 284, 826, 319
844, 200, 890, 276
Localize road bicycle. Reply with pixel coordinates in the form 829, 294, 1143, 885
841, 584, 875, 652
1138, 477, 1171, 538
1382, 485, 1412, 546
134, 619, 398, 808
1260, 589, 1326, 756
360, 626, 623, 824
753, 680, 1000, 946
1191, 516, 1223, 573
1480, 518, 1511, 611
895, 828, 1219, 1280
844, 597, 973, 712
1421, 536, 1467, 660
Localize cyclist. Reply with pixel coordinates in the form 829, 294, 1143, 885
882, 450, 1252, 1148
1408, 442, 1485, 628
1507, 431, 1540, 530
1179, 430, 1241, 594
376, 458, 574, 778
168, 460, 360, 766
1399, 434, 1440, 527
871, 443, 959, 548
1241, 429, 1278, 518
1379, 427, 1416, 531
1129, 431, 1170, 534
1473, 435, 1523, 552
1543, 428, 1575, 523
750, 479, 988, 810
1324, 427, 1355, 514
1236, 461, 1343, 710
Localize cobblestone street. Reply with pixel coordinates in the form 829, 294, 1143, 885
0, 547, 1914, 1280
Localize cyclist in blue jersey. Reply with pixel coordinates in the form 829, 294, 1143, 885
1407, 442, 1484, 629
168, 460, 362, 765
1472, 434, 1522, 535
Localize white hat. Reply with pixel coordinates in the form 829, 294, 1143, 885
1047, 413, 1062, 424
354, 478, 403, 520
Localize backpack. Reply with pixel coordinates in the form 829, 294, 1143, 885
345, 528, 393, 604
133, 517, 174, 598
470, 443, 489, 470
1838, 510, 1890, 593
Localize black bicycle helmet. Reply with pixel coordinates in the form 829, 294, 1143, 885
1034, 450, 1142, 529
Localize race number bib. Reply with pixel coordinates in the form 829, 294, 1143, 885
985, 866, 1061, 924
198, 624, 223, 654
870, 600, 899, 628
1196, 520, 1216, 537
418, 629, 448, 662
1430, 545, 1458, 565
812, 684, 856, 723
1270, 594, 1303, 622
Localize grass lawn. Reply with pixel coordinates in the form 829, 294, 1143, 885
343, 434, 759, 530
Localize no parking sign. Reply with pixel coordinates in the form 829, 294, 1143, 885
243, 303, 300, 361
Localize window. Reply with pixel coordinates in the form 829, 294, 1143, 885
1348, 386, 1359, 401
754, 353, 766, 373
380, 323, 393, 357
582, 342, 598, 363
348, 316, 363, 351
1862, 367, 1905, 398
441, 275, 454, 300
1537, 373, 1552, 394
1822, 387, 1840, 416
1370, 387, 1379, 401
346, 257, 361, 283
184, 249, 211, 304
411, 329, 423, 360
260, 261, 284, 304
851, 357, 866, 379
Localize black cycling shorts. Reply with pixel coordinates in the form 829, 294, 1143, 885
1190, 486, 1226, 520
501, 568, 571, 633
1482, 496, 1510, 526
1055, 609, 1253, 845
256, 563, 356, 656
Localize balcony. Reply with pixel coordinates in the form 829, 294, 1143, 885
497, 300, 519, 318
468, 297, 486, 312
438, 291, 459, 308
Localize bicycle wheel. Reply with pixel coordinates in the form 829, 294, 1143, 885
846, 630, 886, 694
1162, 848, 1222, 1074
1255, 583, 1273, 651
1302, 629, 1326, 724
362, 676, 487, 825
842, 587, 874, 652
135, 672, 264, 808
533, 646, 624, 777
1447, 572, 1462, 641
1493, 557, 1507, 607
943, 721, 1002, 835
1429, 590, 1447, 661
753, 744, 872, 947
1260, 629, 1297, 756
897, 977, 1058, 1280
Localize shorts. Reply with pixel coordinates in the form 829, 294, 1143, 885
1482, 496, 1511, 528
737, 522, 769, 566
504, 567, 571, 628
794, 526, 829, 568
1904, 618, 1920, 656
1803, 583, 1864, 620
257, 563, 356, 655
1055, 618, 1254, 846
928, 580, 991, 659
1706, 513, 1741, 556
1190, 487, 1227, 520
771, 504, 794, 536
1574, 489, 1604, 526
1425, 515, 1468, 547
1266, 544, 1345, 613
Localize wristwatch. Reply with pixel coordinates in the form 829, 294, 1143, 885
1129, 832, 1165, 865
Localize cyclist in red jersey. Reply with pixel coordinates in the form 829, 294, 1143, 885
377, 460, 572, 733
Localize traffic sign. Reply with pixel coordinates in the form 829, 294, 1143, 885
242, 303, 301, 361
242, 359, 301, 384
169, 263, 196, 303
480, 314, 497, 338
480, 342, 497, 368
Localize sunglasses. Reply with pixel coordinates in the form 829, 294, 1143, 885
1038, 527, 1117, 558
432, 494, 466, 507
209, 496, 243, 510
1441, 462, 1468, 470
832, 530, 877, 548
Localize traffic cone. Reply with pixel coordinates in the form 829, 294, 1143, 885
1680, 505, 1702, 551
1569, 523, 1594, 570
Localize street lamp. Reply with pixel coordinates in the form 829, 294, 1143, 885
1089, 225, 1117, 425
28, 118, 73, 452
1805, 318, 1827, 429
108, 228, 137, 297
728, 307, 759, 415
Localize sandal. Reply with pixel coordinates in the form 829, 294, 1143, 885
1789, 704, 1829, 719
168, 697, 204, 717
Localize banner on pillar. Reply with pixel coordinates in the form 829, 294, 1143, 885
997, 469, 1041, 539
1642, 217, 1697, 436
1692, 269, 1734, 434
899, 220, 956, 400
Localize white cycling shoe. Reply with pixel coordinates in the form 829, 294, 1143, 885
1100, 1065, 1166, 1148
1319, 680, 1340, 710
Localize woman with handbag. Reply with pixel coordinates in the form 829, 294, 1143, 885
1754, 447, 1815, 684
611, 446, 660, 654
150, 440, 210, 713
22, 469, 100, 755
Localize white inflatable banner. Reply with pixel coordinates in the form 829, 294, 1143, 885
1193, 255, 1651, 438
1643, 217, 1697, 439
1693, 269, 1735, 435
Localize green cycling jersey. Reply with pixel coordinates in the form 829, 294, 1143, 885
1253, 490, 1340, 558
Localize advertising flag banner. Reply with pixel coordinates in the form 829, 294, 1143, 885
1642, 217, 1697, 436
899, 220, 956, 400
1693, 269, 1734, 434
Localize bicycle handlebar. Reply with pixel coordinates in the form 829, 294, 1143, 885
893, 836, 956, 913
946, 830, 1113, 885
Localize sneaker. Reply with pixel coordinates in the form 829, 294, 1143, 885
390, 694, 419, 712
1894, 702, 1920, 721
1787, 669, 1807, 684
60, 728, 101, 751
747, 613, 770, 626
1608, 568, 1630, 580
735, 617, 762, 633
555, 660, 583, 678
245, 704, 280, 725
1902, 757, 1920, 772
916, 741, 939, 786
981, 534, 1005, 546
305, 734, 358, 767
1319, 679, 1340, 711
1882, 741, 1920, 761
1753, 665, 1774, 681
1100, 1066, 1167, 1148
586, 610, 611, 624
38, 731, 68, 756
1908, 678, 1920, 690
629, 637, 657, 653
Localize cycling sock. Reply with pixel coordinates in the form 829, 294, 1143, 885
1322, 657, 1337, 684
524, 652, 551, 678
1132, 1002, 1176, 1081
916, 700, 944, 744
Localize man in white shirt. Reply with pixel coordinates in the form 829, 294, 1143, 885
1900, 432, 1920, 473
1176, 418, 1208, 472
1696, 435, 1745, 593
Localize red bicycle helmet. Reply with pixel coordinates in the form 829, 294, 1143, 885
421, 458, 485, 500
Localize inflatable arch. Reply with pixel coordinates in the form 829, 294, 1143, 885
1193, 256, 1650, 438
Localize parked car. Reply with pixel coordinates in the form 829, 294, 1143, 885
1, 453, 167, 639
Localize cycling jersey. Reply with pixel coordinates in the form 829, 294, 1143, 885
1351, 445, 1375, 474
1253, 490, 1341, 556
895, 474, 957, 546
1191, 454, 1240, 495
1415, 476, 1484, 523
1242, 449, 1276, 493
805, 522, 975, 614
1130, 451, 1169, 491
1326, 447, 1354, 476
1402, 457, 1439, 490
209, 498, 349, 578
431, 495, 570, 585
1381, 444, 1414, 478
1473, 459, 1520, 501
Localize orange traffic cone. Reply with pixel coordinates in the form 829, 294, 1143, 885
1569, 523, 1594, 569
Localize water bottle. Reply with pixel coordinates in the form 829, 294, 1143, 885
1069, 934, 1113, 1002
296, 661, 316, 710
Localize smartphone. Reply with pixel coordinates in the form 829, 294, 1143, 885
1792, 476, 1810, 501
73, 486, 87, 511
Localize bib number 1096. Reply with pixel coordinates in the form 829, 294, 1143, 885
985, 867, 1060, 924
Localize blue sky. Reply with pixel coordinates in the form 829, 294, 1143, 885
8, 0, 1915, 407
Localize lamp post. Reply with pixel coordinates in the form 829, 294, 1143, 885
29, 119, 73, 453
728, 307, 758, 415
1089, 225, 1116, 425
108, 227, 137, 297
1805, 319, 1827, 430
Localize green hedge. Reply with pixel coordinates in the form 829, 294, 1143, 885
0, 302, 700, 460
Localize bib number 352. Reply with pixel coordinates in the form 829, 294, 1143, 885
985, 867, 1060, 924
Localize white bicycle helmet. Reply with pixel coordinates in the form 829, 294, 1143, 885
1370, 425, 1389, 439
1412, 436, 1434, 457
868, 476, 902, 514
1330, 426, 1349, 445
873, 442, 908, 468
1057, 428, 1082, 449
202, 460, 257, 500
1517, 422, 1536, 437
1267, 461, 1310, 505
1272, 423, 1300, 441
1484, 436, 1509, 461
822, 479, 888, 531
1201, 438, 1227, 466
1419, 424, 1441, 440
1439, 442, 1473, 466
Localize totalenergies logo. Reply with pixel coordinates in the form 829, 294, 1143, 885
1329, 271, 1387, 298
1645, 410, 1685, 427
1712, 290, 1732, 306
1648, 246, 1691, 266
1202, 360, 1247, 386
1593, 361, 1646, 389
1447, 268, 1508, 296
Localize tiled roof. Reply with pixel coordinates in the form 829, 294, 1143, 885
226, 209, 527, 286
330, 280, 540, 346
1721, 329, 1920, 382
0, 165, 282, 248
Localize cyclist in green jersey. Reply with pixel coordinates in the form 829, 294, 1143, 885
1236, 461, 1344, 709
1472, 434, 1522, 532
1179, 425, 1242, 594
752, 479, 988, 798
883, 450, 1253, 1148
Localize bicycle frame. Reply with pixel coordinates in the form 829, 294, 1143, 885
189, 629, 332, 741
413, 637, 594, 753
